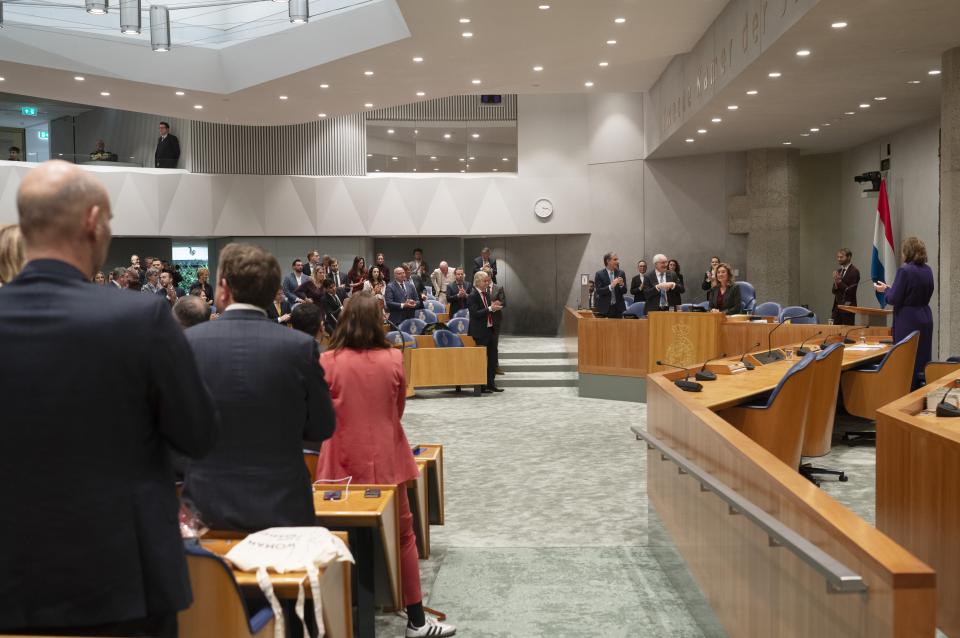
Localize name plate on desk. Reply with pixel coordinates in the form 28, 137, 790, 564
706, 362, 749, 375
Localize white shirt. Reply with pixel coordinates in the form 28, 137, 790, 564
225, 303, 267, 316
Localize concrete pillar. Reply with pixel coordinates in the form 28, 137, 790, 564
940, 47, 960, 358
727, 148, 802, 306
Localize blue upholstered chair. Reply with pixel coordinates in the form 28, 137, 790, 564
399, 318, 427, 335
718, 352, 817, 468
623, 295, 634, 306
453, 308, 469, 319
432, 330, 464, 348
447, 317, 470, 335
840, 331, 919, 426
779, 306, 816, 324
387, 330, 418, 348
179, 543, 275, 638
415, 309, 438, 323
754, 301, 782, 318
735, 281, 756, 313
679, 304, 695, 312
623, 301, 646, 318
425, 300, 445, 314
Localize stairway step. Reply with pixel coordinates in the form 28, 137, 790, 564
497, 378, 579, 388
500, 363, 577, 372
499, 351, 576, 360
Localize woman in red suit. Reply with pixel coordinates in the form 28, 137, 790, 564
315, 293, 456, 638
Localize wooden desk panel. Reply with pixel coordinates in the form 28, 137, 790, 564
413, 443, 445, 525
408, 459, 430, 559
877, 372, 960, 635
648, 312, 723, 373
720, 322, 890, 358
403, 347, 487, 394
647, 374, 935, 637
577, 315, 649, 377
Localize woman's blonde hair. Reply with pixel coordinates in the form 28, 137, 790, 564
901, 236, 927, 265
0, 224, 26, 285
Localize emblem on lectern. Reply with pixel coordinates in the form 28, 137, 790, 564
664, 324, 696, 367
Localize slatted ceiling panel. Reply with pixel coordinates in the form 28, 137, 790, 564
366, 95, 517, 121
190, 114, 366, 176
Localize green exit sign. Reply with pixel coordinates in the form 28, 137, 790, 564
20, 106, 38, 116
37, 131, 49, 140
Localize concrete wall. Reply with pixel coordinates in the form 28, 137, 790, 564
798, 153, 843, 322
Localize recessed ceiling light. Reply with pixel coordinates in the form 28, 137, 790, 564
412, 56, 423, 62
413, 168, 417, 172
430, 156, 437, 160
727, 105, 738, 110
468, 156, 475, 160
929, 69, 941, 75
363, 70, 374, 76
320, 83, 329, 89
444, 133, 452, 139
375, 169, 381, 172
433, 168, 439, 171
465, 164, 470, 168
364, 103, 374, 108
606, 39, 617, 45
782, 141, 792, 145
800, 133, 810, 137
459, 17, 470, 23
175, 90, 185, 96
318, 113, 327, 117
459, 158, 465, 162
684, 138, 695, 143
711, 117, 722, 123
471, 79, 482, 85
859, 103, 870, 108
746, 90, 758, 95
874, 96, 887, 101
367, 153, 373, 157
493, 168, 499, 172
387, 129, 395, 134
795, 49, 810, 57
279, 95, 288, 100
907, 80, 921, 84
502, 157, 509, 161
533, 65, 544, 71
460, 170, 466, 173
614, 17, 626, 23
584, 81, 594, 87
844, 111, 855, 115
392, 156, 398, 161
697, 128, 707, 134
100, 91, 110, 96
822, 123, 831, 126
74, 76, 85, 81
810, 127, 819, 132
414, 129, 419, 134
831, 21, 847, 28
538, 4, 550, 9
598, 61, 609, 67
462, 31, 473, 38
193, 104, 203, 109
471, 133, 480, 138
416, 91, 426, 97
768, 71, 782, 78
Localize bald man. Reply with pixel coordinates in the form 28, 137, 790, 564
430, 261, 455, 304
0, 161, 219, 637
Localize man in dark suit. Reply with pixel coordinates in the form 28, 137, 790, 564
593, 251, 627, 318
831, 248, 860, 325
643, 253, 683, 311
328, 259, 349, 300
302, 250, 321, 277
467, 270, 504, 393
385, 266, 422, 327
446, 267, 472, 315
266, 288, 292, 324
406, 248, 428, 281
182, 243, 335, 532
321, 278, 343, 333
0, 161, 219, 637
471, 246, 498, 283
154, 121, 180, 169
282, 259, 309, 305
629, 259, 648, 299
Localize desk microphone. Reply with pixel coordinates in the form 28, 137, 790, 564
696, 353, 727, 381
739, 342, 760, 370
755, 312, 814, 365
656, 360, 703, 392
797, 331, 823, 356
841, 326, 867, 344
937, 384, 960, 418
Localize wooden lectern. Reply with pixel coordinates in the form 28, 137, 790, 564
647, 312, 723, 373
838, 305, 892, 327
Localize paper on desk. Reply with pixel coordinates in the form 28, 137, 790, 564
846, 344, 885, 351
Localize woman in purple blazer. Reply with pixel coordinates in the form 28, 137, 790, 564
874, 237, 934, 388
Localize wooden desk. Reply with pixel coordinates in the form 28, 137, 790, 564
413, 443, 445, 525
839, 304, 893, 327
200, 532, 352, 638
408, 459, 430, 559
402, 345, 487, 396
647, 312, 723, 373
576, 312, 649, 377
645, 351, 935, 636
877, 371, 960, 636
313, 482, 401, 638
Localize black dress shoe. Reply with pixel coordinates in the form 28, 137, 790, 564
480, 387, 492, 394
486, 385, 504, 393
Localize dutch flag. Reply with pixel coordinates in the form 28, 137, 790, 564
871, 179, 896, 307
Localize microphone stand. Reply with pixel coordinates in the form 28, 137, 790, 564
696, 353, 727, 381
754, 311, 815, 365
739, 342, 760, 371
796, 331, 823, 356
656, 360, 703, 392
937, 384, 960, 418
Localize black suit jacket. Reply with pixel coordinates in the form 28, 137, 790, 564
643, 270, 684, 309
831, 264, 860, 321
0, 260, 219, 630
467, 288, 496, 344
707, 284, 743, 315
629, 273, 647, 299
594, 268, 627, 316
446, 281, 473, 315
266, 298, 292, 322
155, 134, 181, 169
471, 256, 498, 283
182, 309, 335, 532
322, 292, 343, 333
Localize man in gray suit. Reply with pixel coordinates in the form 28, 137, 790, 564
182, 243, 335, 532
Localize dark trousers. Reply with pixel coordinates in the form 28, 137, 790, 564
832, 307, 855, 325
6, 612, 177, 637
475, 329, 498, 388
